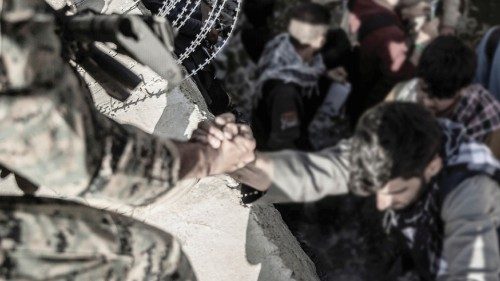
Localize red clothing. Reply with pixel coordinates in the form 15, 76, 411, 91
347, 0, 415, 123
354, 0, 415, 80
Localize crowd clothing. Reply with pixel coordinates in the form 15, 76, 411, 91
141, 0, 206, 73
386, 120, 500, 280
252, 121, 500, 280
253, 80, 326, 151
388, 79, 500, 158
345, 0, 416, 125
308, 82, 352, 150
253, 34, 326, 103
476, 26, 500, 101
252, 34, 326, 151
241, 0, 276, 63
399, 0, 462, 29
321, 28, 353, 70
440, 0, 462, 29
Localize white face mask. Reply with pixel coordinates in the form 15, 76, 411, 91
287, 19, 329, 49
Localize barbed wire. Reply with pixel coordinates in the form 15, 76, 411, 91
158, 0, 242, 80
175, 0, 224, 63
183, 0, 241, 81
171, 0, 196, 27
158, 0, 181, 17
92, 0, 241, 114
174, 0, 202, 28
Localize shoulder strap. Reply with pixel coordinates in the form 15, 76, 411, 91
436, 166, 483, 207
358, 12, 399, 42
486, 26, 500, 66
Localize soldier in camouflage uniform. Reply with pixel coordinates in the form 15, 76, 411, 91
0, 0, 255, 279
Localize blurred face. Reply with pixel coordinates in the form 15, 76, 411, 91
288, 19, 328, 52
416, 79, 461, 117
375, 156, 443, 211
376, 177, 424, 211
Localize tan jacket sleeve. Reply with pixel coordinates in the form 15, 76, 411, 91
439, 176, 500, 281
258, 140, 351, 204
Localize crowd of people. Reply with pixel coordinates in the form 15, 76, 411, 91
205, 0, 500, 279
1, 0, 500, 280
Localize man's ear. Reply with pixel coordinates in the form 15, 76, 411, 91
424, 155, 443, 182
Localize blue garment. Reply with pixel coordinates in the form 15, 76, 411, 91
475, 26, 500, 101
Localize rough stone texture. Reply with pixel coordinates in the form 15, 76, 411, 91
79, 51, 319, 281
0, 1, 320, 280
79, 45, 210, 140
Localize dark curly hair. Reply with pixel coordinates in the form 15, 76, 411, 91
417, 36, 477, 99
349, 102, 442, 195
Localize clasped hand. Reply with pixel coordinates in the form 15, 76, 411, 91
191, 113, 256, 175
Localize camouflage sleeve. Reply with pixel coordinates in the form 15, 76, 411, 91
0, 196, 196, 280
79, 110, 182, 206
0, 66, 180, 206
0, 1, 182, 206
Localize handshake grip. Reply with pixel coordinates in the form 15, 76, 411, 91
57, 10, 182, 101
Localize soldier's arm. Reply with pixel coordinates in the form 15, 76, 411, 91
0, 68, 253, 206
0, 0, 255, 206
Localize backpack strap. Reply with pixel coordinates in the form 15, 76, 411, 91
486, 26, 500, 66
435, 166, 483, 207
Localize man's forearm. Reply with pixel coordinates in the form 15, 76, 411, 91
233, 141, 352, 204
230, 153, 274, 192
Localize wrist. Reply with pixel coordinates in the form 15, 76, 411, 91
176, 141, 211, 180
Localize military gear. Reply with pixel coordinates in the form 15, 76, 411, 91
0, 196, 196, 280
0, 0, 196, 279
60, 10, 182, 95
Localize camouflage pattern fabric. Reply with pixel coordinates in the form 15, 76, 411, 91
0, 0, 181, 206
0, 196, 196, 280
0, 0, 196, 279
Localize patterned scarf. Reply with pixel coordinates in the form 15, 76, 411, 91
451, 84, 500, 142
394, 81, 500, 144
254, 33, 325, 104
385, 119, 500, 279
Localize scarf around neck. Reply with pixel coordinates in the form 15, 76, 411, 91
385, 119, 500, 279
451, 84, 500, 142
254, 33, 325, 104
